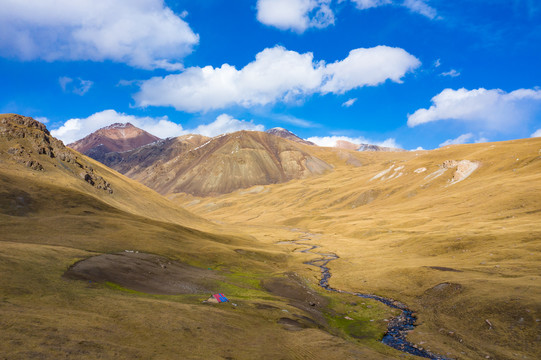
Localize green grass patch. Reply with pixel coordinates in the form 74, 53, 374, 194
323, 294, 395, 344
104, 282, 148, 295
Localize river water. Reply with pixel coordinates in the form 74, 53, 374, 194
280, 235, 451, 360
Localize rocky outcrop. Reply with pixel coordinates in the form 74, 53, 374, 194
447, 160, 480, 185
428, 159, 480, 185
0, 114, 112, 193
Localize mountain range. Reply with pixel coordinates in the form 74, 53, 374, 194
66, 123, 404, 196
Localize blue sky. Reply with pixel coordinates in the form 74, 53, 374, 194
1, 0, 540, 150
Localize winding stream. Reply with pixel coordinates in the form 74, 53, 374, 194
280, 234, 451, 360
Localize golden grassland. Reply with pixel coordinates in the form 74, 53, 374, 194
0, 122, 409, 359
173, 137, 541, 359
2, 113, 540, 359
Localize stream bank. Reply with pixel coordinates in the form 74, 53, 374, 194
280, 233, 451, 360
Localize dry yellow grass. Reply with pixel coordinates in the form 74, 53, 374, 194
1, 241, 408, 360
174, 137, 541, 359
1, 115, 410, 359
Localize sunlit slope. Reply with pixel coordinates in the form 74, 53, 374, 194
175, 138, 541, 359
0, 113, 294, 267
1, 114, 401, 359
106, 130, 332, 196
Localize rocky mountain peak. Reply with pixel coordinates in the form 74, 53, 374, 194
68, 123, 161, 159
102, 122, 136, 130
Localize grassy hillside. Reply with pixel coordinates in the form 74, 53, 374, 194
175, 137, 541, 359
1, 114, 410, 359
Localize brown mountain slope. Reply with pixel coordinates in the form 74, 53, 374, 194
101, 133, 210, 174
105, 130, 333, 196
68, 122, 160, 162
176, 138, 541, 360
0, 114, 207, 228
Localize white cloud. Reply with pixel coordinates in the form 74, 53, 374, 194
73, 79, 94, 96
307, 135, 401, 149
0, 0, 198, 69
320, 46, 420, 93
434, 58, 441, 68
342, 98, 357, 107
256, 0, 437, 33
191, 114, 264, 137
59, 76, 93, 95
350, 0, 437, 19
402, 0, 438, 19
50, 110, 264, 144
531, 129, 541, 137
475, 137, 489, 143
439, 133, 474, 147
274, 114, 315, 127
408, 88, 541, 132
349, 0, 392, 10
59, 77, 73, 92
256, 0, 334, 33
440, 69, 460, 77
135, 45, 420, 112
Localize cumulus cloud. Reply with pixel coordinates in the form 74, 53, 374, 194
531, 129, 541, 137
50, 110, 264, 144
135, 45, 420, 112
342, 98, 357, 107
440, 69, 460, 77
257, 0, 437, 32
320, 46, 421, 93
0, 0, 198, 70
191, 114, 265, 137
59, 76, 93, 95
256, 0, 334, 33
408, 88, 541, 132
306, 135, 400, 149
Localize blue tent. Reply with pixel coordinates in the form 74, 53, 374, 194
212, 293, 229, 303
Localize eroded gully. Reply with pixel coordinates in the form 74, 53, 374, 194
279, 233, 451, 360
